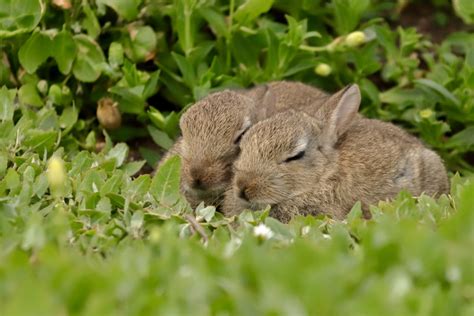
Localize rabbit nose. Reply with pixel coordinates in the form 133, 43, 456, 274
190, 167, 206, 190
236, 177, 250, 201
238, 187, 249, 201
191, 177, 205, 190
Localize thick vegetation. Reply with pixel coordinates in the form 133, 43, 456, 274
0, 0, 473, 314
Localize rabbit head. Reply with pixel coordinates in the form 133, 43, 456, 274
179, 90, 256, 202
230, 85, 361, 211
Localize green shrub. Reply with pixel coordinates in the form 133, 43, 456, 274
1, 0, 473, 171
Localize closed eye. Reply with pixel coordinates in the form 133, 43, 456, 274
284, 150, 305, 162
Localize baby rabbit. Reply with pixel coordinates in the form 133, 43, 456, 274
223, 84, 449, 223
158, 81, 328, 208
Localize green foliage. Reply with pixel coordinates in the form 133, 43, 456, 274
1, 1, 474, 313
0, 0, 44, 37
453, 0, 474, 24
1, 0, 473, 170
0, 124, 473, 313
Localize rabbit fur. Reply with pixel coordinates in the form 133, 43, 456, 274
158, 81, 328, 207
222, 85, 449, 222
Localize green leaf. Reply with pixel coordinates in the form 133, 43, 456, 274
346, 201, 363, 223
171, 52, 196, 86
143, 70, 160, 99
98, 0, 142, 21
414, 79, 461, 107
106, 143, 129, 167
0, 0, 43, 38
173, 0, 198, 56
264, 217, 294, 240
0, 86, 15, 121
4, 168, 20, 191
107, 192, 141, 210
72, 35, 106, 82
332, 0, 369, 35
231, 32, 263, 67
22, 130, 57, 154
130, 210, 144, 236
126, 174, 151, 199
101, 173, 123, 196
82, 0, 101, 39
138, 147, 160, 168
52, 30, 77, 75
33, 173, 48, 198
0, 150, 7, 177
121, 59, 142, 87
162, 112, 180, 138
147, 125, 173, 150
122, 160, 146, 176
126, 26, 157, 62
234, 0, 274, 24
18, 31, 53, 73
22, 212, 45, 250
96, 197, 112, 213
196, 205, 216, 222
59, 106, 78, 133
446, 127, 474, 149
109, 42, 124, 67
108, 86, 145, 114
453, 0, 474, 24
150, 155, 181, 207
18, 83, 43, 107
148, 108, 165, 130
198, 7, 228, 37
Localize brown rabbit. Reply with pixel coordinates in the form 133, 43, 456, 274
223, 84, 449, 223
158, 81, 328, 207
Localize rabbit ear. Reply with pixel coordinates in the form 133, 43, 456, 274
260, 84, 276, 108
317, 84, 360, 144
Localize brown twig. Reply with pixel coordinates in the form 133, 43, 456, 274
184, 214, 209, 243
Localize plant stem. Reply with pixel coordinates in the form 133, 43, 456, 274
226, 0, 235, 70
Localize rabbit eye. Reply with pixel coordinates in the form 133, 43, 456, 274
284, 150, 305, 163
234, 127, 250, 144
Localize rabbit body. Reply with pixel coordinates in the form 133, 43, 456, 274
158, 81, 328, 207
223, 85, 449, 223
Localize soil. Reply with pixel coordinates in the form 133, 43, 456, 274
397, 2, 468, 43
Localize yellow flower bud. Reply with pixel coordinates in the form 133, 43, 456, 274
47, 156, 66, 197
315, 63, 332, 77
345, 31, 366, 47
419, 108, 434, 119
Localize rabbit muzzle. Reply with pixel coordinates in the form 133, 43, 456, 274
182, 161, 233, 199
234, 171, 285, 206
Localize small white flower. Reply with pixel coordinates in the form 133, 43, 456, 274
322, 233, 332, 240
446, 266, 461, 283
390, 273, 411, 300
301, 226, 311, 236
253, 224, 274, 240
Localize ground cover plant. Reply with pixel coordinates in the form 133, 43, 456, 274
0, 0, 474, 314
